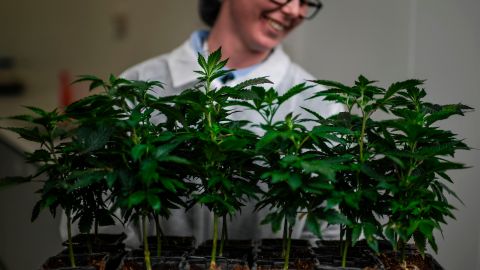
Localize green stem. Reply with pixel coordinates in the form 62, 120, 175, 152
210, 214, 219, 270
358, 112, 369, 163
143, 214, 152, 270
66, 213, 76, 267
283, 223, 293, 270
341, 238, 350, 268
154, 215, 163, 258
282, 217, 288, 258
219, 215, 227, 257
398, 239, 406, 267
339, 225, 345, 257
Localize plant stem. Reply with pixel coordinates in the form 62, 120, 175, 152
143, 214, 152, 270
94, 219, 99, 237
219, 215, 227, 257
210, 214, 219, 270
66, 213, 76, 267
154, 214, 163, 258
341, 238, 350, 268
282, 217, 288, 258
283, 223, 293, 270
398, 239, 406, 267
87, 234, 93, 255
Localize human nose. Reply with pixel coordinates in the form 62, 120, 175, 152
280, 0, 306, 18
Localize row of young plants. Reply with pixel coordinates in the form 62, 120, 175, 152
0, 49, 471, 270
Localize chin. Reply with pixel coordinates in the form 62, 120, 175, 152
251, 36, 283, 52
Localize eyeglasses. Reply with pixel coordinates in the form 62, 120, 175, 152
270, 0, 323, 20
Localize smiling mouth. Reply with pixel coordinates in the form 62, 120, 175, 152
265, 16, 289, 32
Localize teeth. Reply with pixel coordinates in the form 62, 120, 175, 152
268, 19, 285, 31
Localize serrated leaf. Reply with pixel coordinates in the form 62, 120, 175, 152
278, 83, 311, 105
234, 77, 272, 90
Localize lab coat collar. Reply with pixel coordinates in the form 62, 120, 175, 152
167, 37, 291, 89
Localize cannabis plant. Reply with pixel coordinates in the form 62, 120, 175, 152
170, 48, 263, 270
232, 84, 344, 270
310, 76, 395, 266
377, 84, 471, 267
62, 107, 119, 254
1, 107, 82, 267
311, 76, 472, 268
70, 75, 190, 270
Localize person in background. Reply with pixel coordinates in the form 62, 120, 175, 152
61, 0, 343, 248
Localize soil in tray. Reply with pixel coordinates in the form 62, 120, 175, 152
120, 256, 188, 270
42, 253, 108, 270
311, 246, 383, 270
378, 252, 443, 270
59, 249, 125, 270
122, 256, 248, 270
188, 256, 249, 270
255, 247, 316, 270
254, 258, 315, 270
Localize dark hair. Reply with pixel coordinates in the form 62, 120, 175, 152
198, 0, 222, 27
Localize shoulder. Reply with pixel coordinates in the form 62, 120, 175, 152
119, 53, 170, 82
277, 57, 346, 117
286, 61, 315, 85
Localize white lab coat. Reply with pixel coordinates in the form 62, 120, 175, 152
61, 33, 343, 249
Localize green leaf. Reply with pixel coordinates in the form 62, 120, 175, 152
384, 226, 397, 248
197, 53, 208, 71
3, 127, 44, 143
351, 224, 362, 246
278, 83, 311, 105
128, 191, 146, 207
234, 77, 272, 90
24, 106, 49, 116
413, 231, 427, 256
0, 176, 32, 188
140, 159, 159, 184
154, 143, 179, 158
261, 212, 284, 233
306, 214, 321, 237
160, 177, 178, 192
287, 174, 302, 191
106, 172, 117, 188
384, 79, 424, 101
266, 171, 287, 183
156, 155, 191, 165
131, 144, 148, 161
147, 193, 162, 211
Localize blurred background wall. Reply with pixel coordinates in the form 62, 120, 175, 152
0, 0, 478, 269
